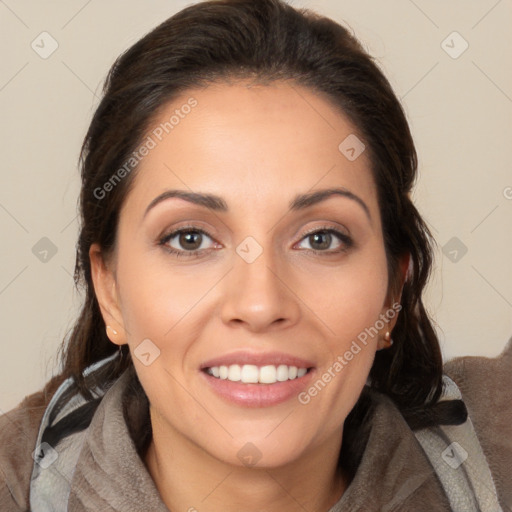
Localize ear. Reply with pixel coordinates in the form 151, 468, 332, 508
396, 251, 411, 303
377, 251, 410, 350
89, 242, 127, 346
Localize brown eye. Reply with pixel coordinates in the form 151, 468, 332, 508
296, 228, 353, 254
159, 227, 217, 258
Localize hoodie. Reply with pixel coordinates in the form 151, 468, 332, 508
1, 337, 511, 511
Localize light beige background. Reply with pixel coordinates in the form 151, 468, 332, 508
1, 0, 511, 411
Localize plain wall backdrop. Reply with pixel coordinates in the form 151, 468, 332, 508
1, 0, 511, 411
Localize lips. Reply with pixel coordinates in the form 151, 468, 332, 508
199, 351, 316, 407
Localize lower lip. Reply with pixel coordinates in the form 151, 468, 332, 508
200, 369, 315, 408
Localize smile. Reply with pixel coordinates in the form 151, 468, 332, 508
204, 364, 310, 384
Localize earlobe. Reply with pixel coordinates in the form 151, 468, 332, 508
377, 331, 394, 351
105, 324, 123, 345
89, 243, 126, 345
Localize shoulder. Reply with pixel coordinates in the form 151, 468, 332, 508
443, 335, 512, 411
443, 335, 512, 509
0, 374, 64, 511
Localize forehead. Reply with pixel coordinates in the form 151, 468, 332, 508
122, 80, 379, 224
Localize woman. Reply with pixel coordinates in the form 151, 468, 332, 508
1, 0, 510, 510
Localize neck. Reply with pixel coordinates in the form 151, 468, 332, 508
144, 408, 349, 512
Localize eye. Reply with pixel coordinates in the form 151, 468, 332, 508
158, 227, 217, 258
158, 225, 353, 259
295, 227, 353, 254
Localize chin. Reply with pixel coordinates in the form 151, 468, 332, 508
208, 434, 311, 470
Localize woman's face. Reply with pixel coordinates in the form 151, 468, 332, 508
92, 80, 399, 468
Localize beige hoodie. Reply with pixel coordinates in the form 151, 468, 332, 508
1, 337, 511, 511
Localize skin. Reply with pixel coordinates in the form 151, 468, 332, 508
90, 80, 408, 512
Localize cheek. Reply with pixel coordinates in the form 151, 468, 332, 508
115, 239, 205, 340
303, 245, 389, 339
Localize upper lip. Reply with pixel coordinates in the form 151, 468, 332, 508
200, 351, 315, 370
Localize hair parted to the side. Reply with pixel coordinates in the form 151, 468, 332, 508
47, 0, 465, 469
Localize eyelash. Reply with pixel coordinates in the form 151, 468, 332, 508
158, 225, 354, 259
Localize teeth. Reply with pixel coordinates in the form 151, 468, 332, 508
206, 364, 309, 384
259, 365, 276, 384
276, 364, 289, 382
228, 364, 241, 381
241, 364, 259, 383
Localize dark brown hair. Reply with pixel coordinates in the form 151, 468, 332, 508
48, 0, 465, 471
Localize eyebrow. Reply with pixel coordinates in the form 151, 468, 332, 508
143, 187, 371, 221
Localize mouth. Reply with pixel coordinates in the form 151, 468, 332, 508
203, 364, 312, 384
199, 351, 316, 407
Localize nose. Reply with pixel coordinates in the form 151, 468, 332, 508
220, 245, 301, 333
